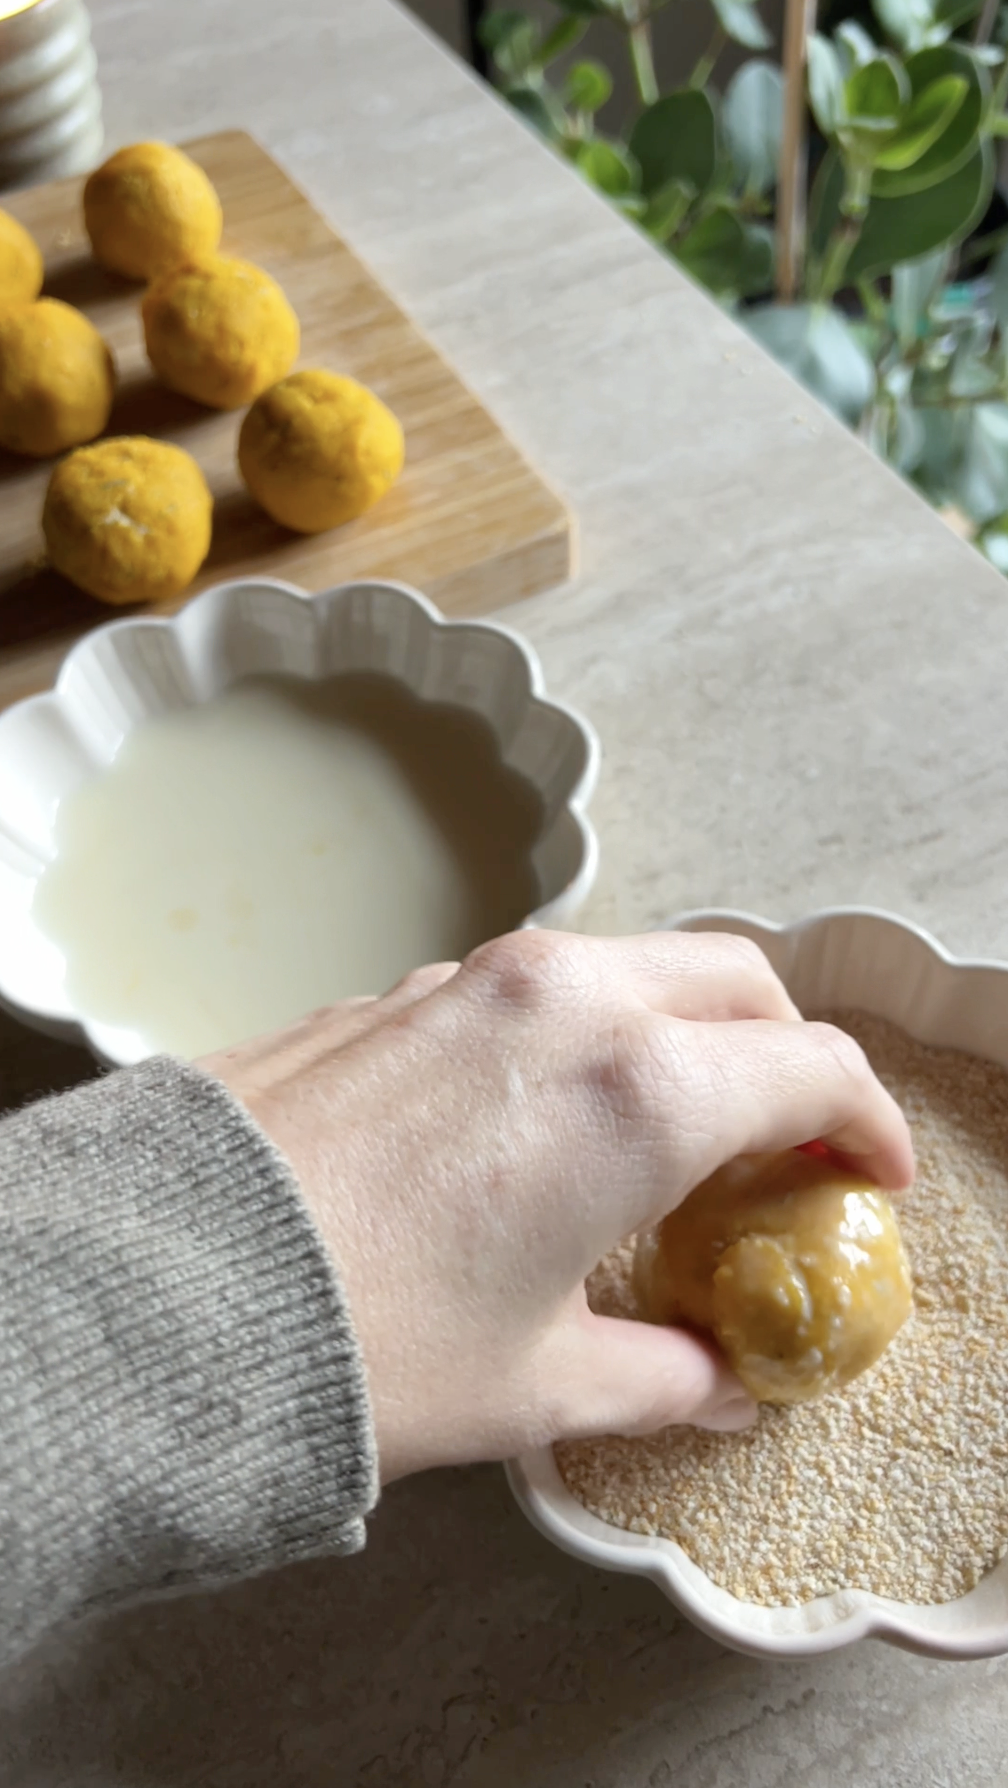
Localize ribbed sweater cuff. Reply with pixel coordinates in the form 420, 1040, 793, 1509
0, 1056, 378, 1661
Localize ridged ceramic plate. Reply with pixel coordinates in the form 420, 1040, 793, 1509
507, 907, 1008, 1660
0, 576, 599, 1066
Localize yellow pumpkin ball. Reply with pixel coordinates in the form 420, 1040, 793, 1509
142, 254, 300, 411
633, 1149, 913, 1406
0, 299, 114, 458
0, 208, 43, 304
43, 436, 213, 606
83, 141, 223, 282
237, 369, 404, 533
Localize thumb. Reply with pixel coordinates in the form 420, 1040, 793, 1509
547, 1308, 757, 1443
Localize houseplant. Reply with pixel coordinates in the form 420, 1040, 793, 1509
481, 0, 1008, 567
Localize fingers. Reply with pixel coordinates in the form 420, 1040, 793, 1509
585, 931, 802, 1023
545, 1306, 757, 1443
463, 929, 800, 1024
698, 1017, 914, 1190
618, 1014, 914, 1225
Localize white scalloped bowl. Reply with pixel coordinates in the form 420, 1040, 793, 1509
0, 577, 599, 1067
508, 906, 1008, 1660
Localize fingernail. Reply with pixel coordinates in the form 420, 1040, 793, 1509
698, 1394, 758, 1433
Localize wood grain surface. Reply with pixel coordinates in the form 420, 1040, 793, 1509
0, 129, 573, 712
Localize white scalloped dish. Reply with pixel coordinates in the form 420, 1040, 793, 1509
508, 907, 1008, 1660
0, 577, 599, 1066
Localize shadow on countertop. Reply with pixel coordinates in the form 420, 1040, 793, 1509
1, 1460, 1003, 1787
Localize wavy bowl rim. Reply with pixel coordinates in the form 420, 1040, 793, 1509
507, 904, 1008, 1661
0, 576, 601, 1066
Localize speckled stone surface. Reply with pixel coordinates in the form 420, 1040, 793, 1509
3, 1, 1008, 1781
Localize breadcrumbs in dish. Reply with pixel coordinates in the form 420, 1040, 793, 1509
555, 1014, 1008, 1607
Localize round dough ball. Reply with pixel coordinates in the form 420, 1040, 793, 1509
142, 255, 299, 410
237, 369, 404, 533
43, 436, 213, 606
0, 208, 43, 303
83, 141, 223, 282
0, 299, 114, 457
633, 1149, 913, 1405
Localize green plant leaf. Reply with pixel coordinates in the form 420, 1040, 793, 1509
479, 7, 527, 50
745, 301, 876, 422
845, 56, 907, 122
565, 59, 612, 111
891, 397, 927, 472
675, 209, 742, 290
807, 148, 842, 256
849, 316, 889, 361
949, 350, 1003, 399
845, 115, 902, 135
553, 0, 613, 12
866, 377, 927, 472
808, 35, 847, 135
537, 16, 589, 65
810, 140, 994, 277
505, 85, 564, 140
891, 246, 951, 345
989, 244, 1008, 327
642, 176, 696, 240
872, 45, 985, 195
835, 21, 880, 72
979, 512, 1008, 572
481, 9, 538, 77
955, 403, 1008, 523
576, 138, 641, 195
676, 208, 773, 296
629, 90, 718, 198
912, 403, 971, 498
857, 140, 993, 273
723, 59, 784, 195
737, 220, 775, 295
872, 73, 968, 170
709, 0, 772, 49
932, 0, 982, 29
871, 0, 935, 53
931, 280, 995, 361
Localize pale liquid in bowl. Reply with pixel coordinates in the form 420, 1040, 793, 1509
32, 673, 542, 1057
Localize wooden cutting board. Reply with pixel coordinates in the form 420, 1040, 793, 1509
0, 129, 573, 710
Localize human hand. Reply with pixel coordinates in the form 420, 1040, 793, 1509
202, 931, 913, 1484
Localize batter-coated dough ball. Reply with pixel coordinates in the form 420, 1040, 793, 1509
42, 436, 213, 606
237, 369, 404, 533
0, 299, 114, 457
633, 1149, 913, 1405
142, 255, 300, 410
0, 208, 43, 303
83, 142, 223, 281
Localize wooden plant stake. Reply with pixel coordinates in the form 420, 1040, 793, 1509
776, 0, 817, 301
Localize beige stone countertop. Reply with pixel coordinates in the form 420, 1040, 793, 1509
3, 0, 1008, 1782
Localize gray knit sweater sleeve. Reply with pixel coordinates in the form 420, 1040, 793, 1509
0, 1056, 378, 1666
